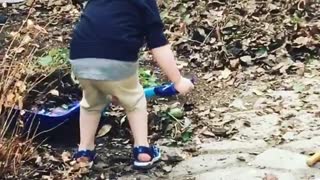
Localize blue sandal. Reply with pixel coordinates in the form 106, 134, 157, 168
73, 149, 97, 165
133, 145, 161, 169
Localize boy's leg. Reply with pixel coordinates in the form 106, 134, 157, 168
78, 79, 107, 151
127, 107, 150, 161
109, 74, 151, 162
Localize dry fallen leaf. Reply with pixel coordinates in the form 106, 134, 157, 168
26, 0, 35, 6
294, 36, 311, 45
230, 59, 240, 69
41, 175, 53, 180
201, 130, 216, 137
203, 72, 214, 80
120, 116, 127, 125
96, 124, 112, 138
240, 55, 252, 65
13, 47, 25, 54
5, 93, 15, 106
100, 173, 106, 179
61, 151, 71, 162
220, 68, 232, 79
21, 35, 32, 46
49, 89, 59, 96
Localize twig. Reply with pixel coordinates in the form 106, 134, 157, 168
167, 112, 183, 126
201, 27, 215, 45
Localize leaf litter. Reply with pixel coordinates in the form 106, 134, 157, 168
1, 0, 320, 179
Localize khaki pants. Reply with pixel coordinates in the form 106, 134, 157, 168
78, 73, 146, 113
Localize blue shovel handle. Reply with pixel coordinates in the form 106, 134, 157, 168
144, 77, 195, 99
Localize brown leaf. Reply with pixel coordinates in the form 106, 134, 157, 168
49, 89, 59, 96
5, 93, 15, 107
41, 175, 53, 180
220, 68, 232, 79
198, 109, 210, 117
26, 0, 35, 6
61, 151, 71, 162
21, 35, 32, 46
211, 127, 228, 137
230, 59, 240, 69
294, 36, 311, 45
203, 72, 214, 80
201, 130, 216, 137
240, 56, 252, 65
96, 124, 112, 138
13, 47, 25, 54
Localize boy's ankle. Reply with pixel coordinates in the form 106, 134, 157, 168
133, 142, 149, 147
78, 144, 95, 151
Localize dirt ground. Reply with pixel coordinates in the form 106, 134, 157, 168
1, 0, 320, 179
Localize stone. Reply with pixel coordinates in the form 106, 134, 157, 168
251, 148, 309, 170
193, 167, 296, 180
159, 146, 189, 162
280, 137, 320, 153
268, 91, 302, 108
170, 154, 246, 177
199, 140, 267, 154
233, 113, 280, 139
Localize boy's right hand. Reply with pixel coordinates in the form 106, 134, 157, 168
174, 77, 194, 95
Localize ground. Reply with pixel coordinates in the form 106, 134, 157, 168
1, 0, 320, 179
117, 61, 320, 180
27, 61, 319, 180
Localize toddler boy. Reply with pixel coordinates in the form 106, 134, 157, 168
69, 0, 194, 169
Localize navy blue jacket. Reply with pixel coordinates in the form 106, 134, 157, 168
69, 0, 168, 61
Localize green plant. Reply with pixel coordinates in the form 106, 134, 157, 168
290, 14, 303, 24
38, 48, 69, 67
159, 107, 193, 144
138, 68, 159, 87
180, 128, 193, 143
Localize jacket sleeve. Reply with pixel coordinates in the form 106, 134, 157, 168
141, 0, 168, 49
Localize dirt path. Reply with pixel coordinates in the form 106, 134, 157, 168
112, 61, 320, 180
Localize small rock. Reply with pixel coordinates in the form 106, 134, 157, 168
240, 55, 252, 65
230, 98, 247, 110
282, 132, 295, 141
162, 165, 172, 173
237, 155, 246, 162
160, 146, 188, 163
212, 127, 228, 137
280, 109, 297, 119
201, 130, 216, 137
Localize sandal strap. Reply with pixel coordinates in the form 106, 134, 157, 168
73, 150, 96, 161
133, 145, 159, 162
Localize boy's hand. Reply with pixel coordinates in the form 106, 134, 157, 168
174, 77, 194, 95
